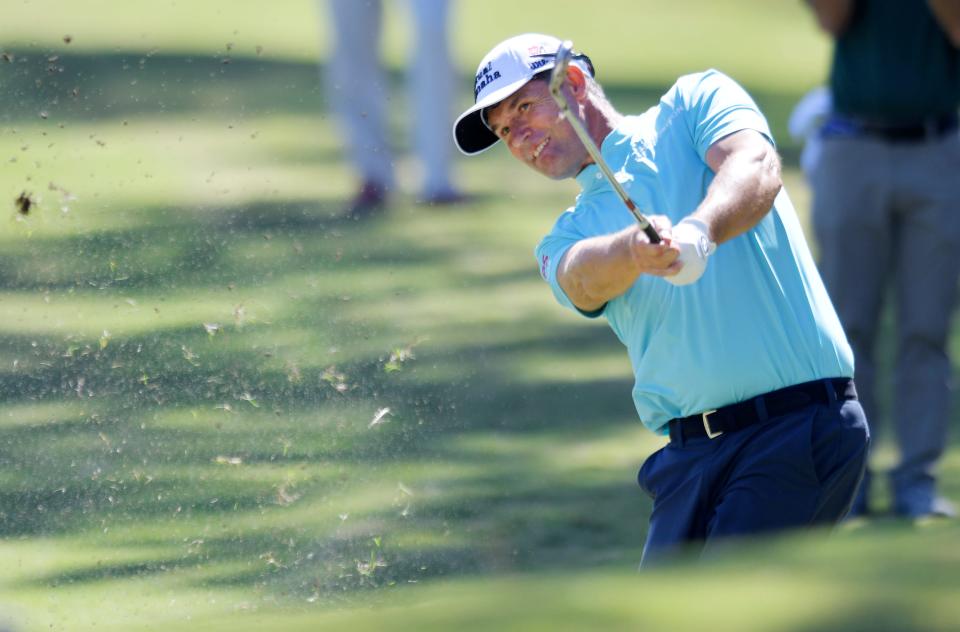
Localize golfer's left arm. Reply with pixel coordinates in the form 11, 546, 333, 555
688, 129, 782, 245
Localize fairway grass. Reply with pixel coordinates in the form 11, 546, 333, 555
1, 2, 958, 631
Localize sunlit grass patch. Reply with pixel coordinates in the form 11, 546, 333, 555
0, 289, 275, 338
0, 399, 91, 429
1, 114, 348, 239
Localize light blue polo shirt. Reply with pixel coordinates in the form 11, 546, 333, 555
535, 69, 854, 434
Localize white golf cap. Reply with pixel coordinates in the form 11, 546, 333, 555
452, 33, 594, 155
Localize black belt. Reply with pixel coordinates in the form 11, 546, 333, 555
822, 113, 958, 143
668, 378, 857, 444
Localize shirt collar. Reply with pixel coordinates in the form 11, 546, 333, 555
575, 163, 604, 192
573, 127, 619, 193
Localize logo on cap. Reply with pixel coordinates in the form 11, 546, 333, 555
474, 61, 502, 100
528, 58, 551, 72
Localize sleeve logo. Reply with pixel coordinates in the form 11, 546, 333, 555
539, 254, 550, 280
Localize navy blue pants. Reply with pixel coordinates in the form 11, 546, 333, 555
637, 385, 869, 567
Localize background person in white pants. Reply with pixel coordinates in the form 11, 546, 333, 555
324, 0, 464, 218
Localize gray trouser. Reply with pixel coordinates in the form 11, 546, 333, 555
810, 131, 960, 500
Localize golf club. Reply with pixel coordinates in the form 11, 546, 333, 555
548, 40, 661, 244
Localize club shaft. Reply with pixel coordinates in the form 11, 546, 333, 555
549, 42, 660, 244
560, 99, 660, 240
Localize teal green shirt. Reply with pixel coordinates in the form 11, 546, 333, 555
831, 0, 960, 122
535, 70, 854, 434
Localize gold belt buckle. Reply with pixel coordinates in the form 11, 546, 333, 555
701, 409, 722, 439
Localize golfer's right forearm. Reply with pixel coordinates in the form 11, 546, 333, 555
806, 0, 855, 35
557, 231, 640, 310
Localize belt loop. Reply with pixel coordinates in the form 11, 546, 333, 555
753, 393, 768, 423
823, 379, 837, 404
669, 421, 685, 447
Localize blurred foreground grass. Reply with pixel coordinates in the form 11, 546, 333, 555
0, 1, 958, 631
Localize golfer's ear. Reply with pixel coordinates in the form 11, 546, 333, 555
566, 65, 588, 101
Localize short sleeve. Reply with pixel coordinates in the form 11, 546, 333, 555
680, 69, 774, 162
534, 210, 605, 318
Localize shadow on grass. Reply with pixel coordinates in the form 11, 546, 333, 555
0, 192, 508, 294
0, 275, 648, 595
0, 48, 805, 162
1, 187, 957, 607
0, 46, 952, 613
2, 50, 325, 122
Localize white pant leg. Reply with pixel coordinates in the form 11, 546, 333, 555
324, 0, 394, 188
408, 0, 456, 197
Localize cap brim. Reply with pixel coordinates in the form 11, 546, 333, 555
453, 108, 498, 156
452, 71, 552, 156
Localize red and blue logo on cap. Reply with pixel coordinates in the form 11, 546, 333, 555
453, 33, 594, 156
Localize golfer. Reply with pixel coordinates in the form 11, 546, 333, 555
453, 34, 870, 565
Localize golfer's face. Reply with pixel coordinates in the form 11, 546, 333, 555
485, 80, 588, 180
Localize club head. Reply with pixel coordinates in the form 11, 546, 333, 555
549, 40, 574, 98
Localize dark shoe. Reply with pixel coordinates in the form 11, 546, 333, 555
345, 181, 388, 219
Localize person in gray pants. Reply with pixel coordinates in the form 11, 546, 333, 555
806, 0, 960, 519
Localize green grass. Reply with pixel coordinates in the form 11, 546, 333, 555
0, 2, 958, 631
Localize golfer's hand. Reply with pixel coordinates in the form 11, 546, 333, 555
629, 216, 682, 277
